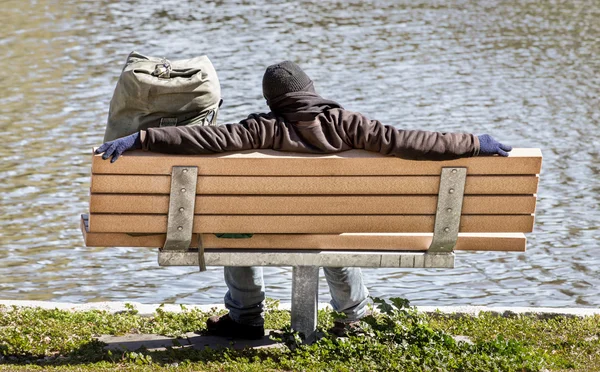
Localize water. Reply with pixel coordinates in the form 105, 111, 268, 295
1, 0, 598, 307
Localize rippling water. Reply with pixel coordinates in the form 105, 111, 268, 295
1, 0, 598, 307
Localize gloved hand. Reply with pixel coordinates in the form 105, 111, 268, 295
477, 134, 512, 157
95, 132, 142, 163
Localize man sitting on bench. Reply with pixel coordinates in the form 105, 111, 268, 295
96, 61, 512, 339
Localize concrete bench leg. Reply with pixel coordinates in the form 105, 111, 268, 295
291, 265, 319, 343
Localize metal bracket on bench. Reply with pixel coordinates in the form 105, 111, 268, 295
163, 166, 205, 270
428, 167, 467, 254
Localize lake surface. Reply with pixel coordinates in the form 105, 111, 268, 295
1, 0, 598, 307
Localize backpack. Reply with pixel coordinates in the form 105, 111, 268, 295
104, 51, 221, 142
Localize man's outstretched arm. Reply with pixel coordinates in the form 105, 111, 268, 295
95, 118, 276, 162
340, 112, 511, 160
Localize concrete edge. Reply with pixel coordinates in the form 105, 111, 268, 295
0, 300, 599, 318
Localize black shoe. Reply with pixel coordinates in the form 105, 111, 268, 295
328, 320, 362, 337
205, 313, 265, 340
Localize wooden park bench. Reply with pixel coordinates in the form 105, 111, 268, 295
81, 148, 542, 341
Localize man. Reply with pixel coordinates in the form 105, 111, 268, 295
96, 61, 512, 339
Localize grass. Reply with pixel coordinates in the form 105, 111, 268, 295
0, 298, 598, 371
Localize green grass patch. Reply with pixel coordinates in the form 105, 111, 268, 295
0, 298, 598, 371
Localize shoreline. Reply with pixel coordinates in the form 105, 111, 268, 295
1, 300, 598, 317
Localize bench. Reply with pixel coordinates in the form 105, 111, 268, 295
80, 148, 542, 341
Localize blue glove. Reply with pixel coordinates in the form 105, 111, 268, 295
95, 132, 142, 163
477, 134, 512, 157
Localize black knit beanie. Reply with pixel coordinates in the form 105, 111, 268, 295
262, 61, 314, 103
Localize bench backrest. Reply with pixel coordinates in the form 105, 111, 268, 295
83, 148, 541, 253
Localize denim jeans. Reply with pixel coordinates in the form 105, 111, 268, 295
224, 266, 369, 326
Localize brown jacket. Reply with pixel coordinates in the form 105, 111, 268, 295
141, 108, 480, 160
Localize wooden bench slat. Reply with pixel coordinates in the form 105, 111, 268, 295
90, 195, 537, 215
90, 175, 540, 195
88, 214, 535, 234
81, 215, 526, 252
91, 148, 542, 176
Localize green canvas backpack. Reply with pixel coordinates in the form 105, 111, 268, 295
105, 52, 250, 239
104, 51, 221, 142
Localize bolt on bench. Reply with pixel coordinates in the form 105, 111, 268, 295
81, 148, 542, 341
